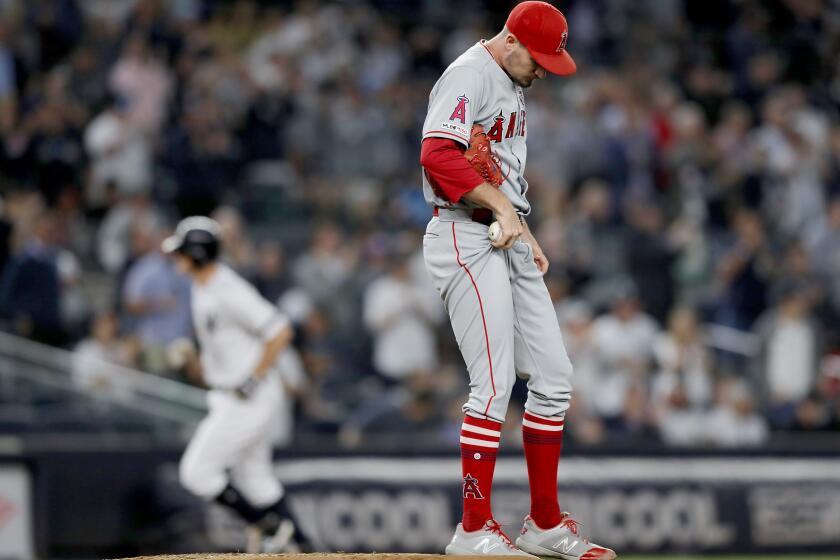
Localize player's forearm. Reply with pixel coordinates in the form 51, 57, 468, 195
252, 325, 294, 378
520, 217, 537, 242
462, 182, 518, 217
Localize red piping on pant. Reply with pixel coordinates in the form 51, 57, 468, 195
452, 222, 496, 416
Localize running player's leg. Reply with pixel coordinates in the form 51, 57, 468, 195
230, 434, 281, 509
424, 217, 516, 532
509, 239, 573, 530
179, 391, 270, 523
233, 436, 304, 551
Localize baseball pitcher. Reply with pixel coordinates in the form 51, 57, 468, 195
420, 3, 615, 558
162, 216, 304, 553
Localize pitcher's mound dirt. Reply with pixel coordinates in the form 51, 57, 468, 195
120, 555, 513, 560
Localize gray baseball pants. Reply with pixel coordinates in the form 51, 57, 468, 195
423, 208, 573, 423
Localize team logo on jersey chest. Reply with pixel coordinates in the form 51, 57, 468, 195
484, 109, 527, 142
449, 94, 469, 123
206, 314, 217, 333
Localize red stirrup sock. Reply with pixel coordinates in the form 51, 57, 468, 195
522, 410, 565, 529
459, 414, 502, 531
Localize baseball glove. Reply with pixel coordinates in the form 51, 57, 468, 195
464, 124, 505, 187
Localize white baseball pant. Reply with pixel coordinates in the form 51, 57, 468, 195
179, 373, 283, 508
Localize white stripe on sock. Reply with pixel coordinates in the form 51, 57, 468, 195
461, 423, 502, 438
460, 436, 500, 448
522, 418, 564, 432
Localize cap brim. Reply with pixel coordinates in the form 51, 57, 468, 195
161, 235, 182, 254
529, 48, 577, 76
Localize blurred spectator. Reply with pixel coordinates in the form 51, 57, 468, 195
66, 42, 110, 109
806, 197, 840, 319
19, 94, 85, 206
97, 193, 163, 274
363, 246, 444, 382
56, 243, 89, 338
108, 33, 172, 132
84, 98, 152, 206
72, 311, 139, 394
53, 185, 93, 265
753, 87, 827, 237
293, 221, 353, 313
557, 301, 606, 445
0, 211, 65, 345
339, 372, 447, 448
164, 100, 240, 217
652, 307, 714, 410
252, 240, 290, 304
590, 283, 659, 433
652, 307, 714, 446
791, 394, 832, 432
23, 0, 82, 71
770, 240, 823, 308
211, 205, 256, 274
297, 306, 355, 428
121, 223, 191, 374
272, 346, 307, 447
705, 379, 769, 447
625, 200, 678, 323
714, 209, 772, 329
754, 283, 821, 428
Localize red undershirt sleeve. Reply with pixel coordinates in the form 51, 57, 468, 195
420, 137, 485, 203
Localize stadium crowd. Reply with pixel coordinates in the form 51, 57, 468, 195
1, 0, 840, 449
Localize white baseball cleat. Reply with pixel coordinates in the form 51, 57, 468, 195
261, 518, 299, 553
516, 513, 617, 560
446, 519, 538, 556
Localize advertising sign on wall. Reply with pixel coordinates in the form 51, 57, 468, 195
0, 465, 34, 560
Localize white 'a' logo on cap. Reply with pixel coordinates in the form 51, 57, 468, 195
556, 31, 568, 52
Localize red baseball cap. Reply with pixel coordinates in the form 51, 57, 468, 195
506, 1, 576, 76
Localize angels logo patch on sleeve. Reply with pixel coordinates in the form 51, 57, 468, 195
449, 94, 470, 123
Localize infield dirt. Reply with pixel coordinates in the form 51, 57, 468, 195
119, 555, 513, 560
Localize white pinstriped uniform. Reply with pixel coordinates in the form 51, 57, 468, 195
179, 264, 291, 507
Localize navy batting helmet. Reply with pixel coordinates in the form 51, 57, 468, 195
161, 216, 221, 266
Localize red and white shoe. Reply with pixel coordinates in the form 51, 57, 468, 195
446, 519, 538, 556
516, 513, 617, 559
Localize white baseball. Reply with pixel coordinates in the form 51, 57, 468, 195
488, 221, 502, 243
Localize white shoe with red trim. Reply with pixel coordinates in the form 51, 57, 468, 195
516, 513, 617, 560
446, 519, 538, 556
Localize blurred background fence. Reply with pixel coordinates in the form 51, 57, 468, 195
1, 0, 840, 557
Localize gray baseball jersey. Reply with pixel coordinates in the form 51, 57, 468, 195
422, 42, 530, 214
421, 43, 574, 423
